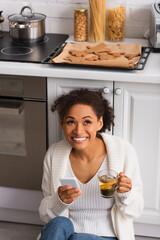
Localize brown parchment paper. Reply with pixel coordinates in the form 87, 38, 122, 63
50, 42, 142, 69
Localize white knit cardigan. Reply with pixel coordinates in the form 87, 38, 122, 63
38, 133, 144, 240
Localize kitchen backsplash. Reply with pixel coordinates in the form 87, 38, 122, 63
0, 0, 159, 38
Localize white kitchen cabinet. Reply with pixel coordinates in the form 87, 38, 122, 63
114, 81, 160, 237
47, 78, 113, 145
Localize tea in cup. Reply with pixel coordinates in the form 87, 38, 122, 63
98, 170, 119, 198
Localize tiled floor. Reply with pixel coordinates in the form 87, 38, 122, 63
0, 221, 159, 240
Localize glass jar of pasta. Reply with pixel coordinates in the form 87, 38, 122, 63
89, 0, 106, 42
74, 8, 88, 42
107, 0, 126, 42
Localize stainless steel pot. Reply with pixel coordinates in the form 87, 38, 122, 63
8, 6, 46, 43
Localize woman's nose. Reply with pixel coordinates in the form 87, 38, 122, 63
74, 123, 84, 134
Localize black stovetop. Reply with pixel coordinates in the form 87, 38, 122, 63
0, 32, 69, 63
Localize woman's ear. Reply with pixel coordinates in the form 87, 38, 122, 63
97, 116, 103, 131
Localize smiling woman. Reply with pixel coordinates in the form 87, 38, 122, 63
38, 88, 143, 240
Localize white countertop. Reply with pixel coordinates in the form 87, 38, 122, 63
0, 38, 160, 84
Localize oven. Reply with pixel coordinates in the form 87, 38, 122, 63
0, 32, 69, 223
0, 75, 47, 190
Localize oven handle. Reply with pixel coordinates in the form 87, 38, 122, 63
0, 101, 23, 115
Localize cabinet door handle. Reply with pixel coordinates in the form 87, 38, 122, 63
115, 88, 122, 95
103, 87, 110, 94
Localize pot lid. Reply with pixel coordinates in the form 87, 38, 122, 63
8, 6, 46, 22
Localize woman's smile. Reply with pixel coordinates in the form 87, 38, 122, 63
72, 137, 87, 142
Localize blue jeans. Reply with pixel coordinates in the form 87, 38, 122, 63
40, 216, 118, 240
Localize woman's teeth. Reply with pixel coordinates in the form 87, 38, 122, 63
73, 137, 86, 141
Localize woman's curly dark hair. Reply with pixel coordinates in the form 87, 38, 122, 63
51, 88, 114, 132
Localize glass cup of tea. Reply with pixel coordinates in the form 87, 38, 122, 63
98, 169, 119, 198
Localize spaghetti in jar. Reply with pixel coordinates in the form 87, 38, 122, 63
89, 0, 106, 42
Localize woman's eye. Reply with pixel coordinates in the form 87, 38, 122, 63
67, 121, 74, 125
84, 120, 91, 125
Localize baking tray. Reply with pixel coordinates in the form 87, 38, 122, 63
42, 42, 152, 71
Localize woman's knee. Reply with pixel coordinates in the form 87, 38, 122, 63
40, 217, 74, 240
45, 216, 74, 230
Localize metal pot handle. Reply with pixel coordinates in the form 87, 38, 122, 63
20, 6, 35, 18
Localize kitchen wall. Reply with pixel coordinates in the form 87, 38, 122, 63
0, 0, 159, 39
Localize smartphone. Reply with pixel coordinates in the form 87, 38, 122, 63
59, 178, 79, 189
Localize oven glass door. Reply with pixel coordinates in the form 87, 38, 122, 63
0, 99, 26, 156
0, 99, 47, 190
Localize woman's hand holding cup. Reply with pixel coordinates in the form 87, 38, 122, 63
117, 172, 132, 193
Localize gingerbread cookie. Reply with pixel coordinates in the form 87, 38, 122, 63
85, 55, 99, 61
112, 53, 121, 58
98, 53, 116, 60
64, 56, 83, 63
86, 43, 106, 54
108, 52, 125, 57
69, 50, 88, 57
96, 47, 112, 53
125, 53, 140, 60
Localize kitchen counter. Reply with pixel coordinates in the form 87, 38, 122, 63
0, 38, 160, 84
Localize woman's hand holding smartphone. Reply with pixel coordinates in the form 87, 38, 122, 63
58, 178, 82, 204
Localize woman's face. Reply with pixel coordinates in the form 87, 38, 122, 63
60, 104, 103, 151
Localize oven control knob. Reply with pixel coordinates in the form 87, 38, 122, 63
115, 88, 122, 95
103, 87, 110, 94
